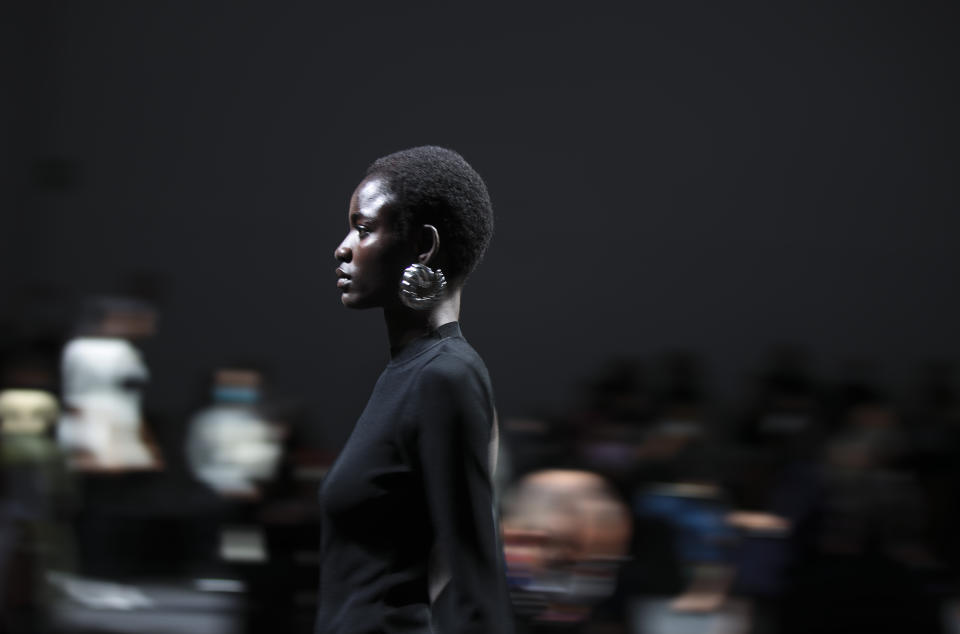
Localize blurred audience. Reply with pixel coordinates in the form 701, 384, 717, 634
2, 286, 959, 633
503, 352, 959, 633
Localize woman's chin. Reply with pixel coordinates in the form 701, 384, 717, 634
340, 292, 375, 310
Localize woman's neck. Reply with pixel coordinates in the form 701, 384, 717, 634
383, 288, 462, 351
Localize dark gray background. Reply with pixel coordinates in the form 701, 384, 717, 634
4, 1, 958, 449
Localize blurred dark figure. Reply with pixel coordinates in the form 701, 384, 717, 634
573, 358, 652, 499
186, 367, 284, 631
0, 353, 74, 633
905, 361, 960, 592
626, 354, 743, 632
185, 367, 320, 633
724, 348, 823, 633
59, 295, 173, 586
780, 380, 942, 634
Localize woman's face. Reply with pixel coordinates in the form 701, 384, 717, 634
334, 175, 411, 309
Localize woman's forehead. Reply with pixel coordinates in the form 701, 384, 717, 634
351, 175, 396, 218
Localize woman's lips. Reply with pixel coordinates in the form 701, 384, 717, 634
336, 269, 351, 289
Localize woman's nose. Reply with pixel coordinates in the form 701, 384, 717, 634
334, 243, 351, 262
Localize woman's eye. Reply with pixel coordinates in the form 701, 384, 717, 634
356, 226, 371, 238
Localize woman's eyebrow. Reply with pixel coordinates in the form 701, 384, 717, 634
350, 211, 375, 224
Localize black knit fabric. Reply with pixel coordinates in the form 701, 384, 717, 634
316, 322, 514, 633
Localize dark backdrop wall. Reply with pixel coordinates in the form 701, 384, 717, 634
4, 1, 958, 450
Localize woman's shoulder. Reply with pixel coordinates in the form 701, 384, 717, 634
416, 337, 489, 383
402, 342, 495, 440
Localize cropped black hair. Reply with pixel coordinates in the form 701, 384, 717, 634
366, 146, 493, 283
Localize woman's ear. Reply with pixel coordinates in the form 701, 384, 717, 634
417, 224, 440, 266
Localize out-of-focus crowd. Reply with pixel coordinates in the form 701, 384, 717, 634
2, 288, 958, 633
501, 353, 960, 634
1, 290, 324, 633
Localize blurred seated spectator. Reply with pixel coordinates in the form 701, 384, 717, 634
501, 469, 632, 631
58, 296, 162, 472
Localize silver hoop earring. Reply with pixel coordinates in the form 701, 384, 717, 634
399, 263, 447, 310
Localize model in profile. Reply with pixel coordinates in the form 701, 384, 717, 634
317, 146, 514, 633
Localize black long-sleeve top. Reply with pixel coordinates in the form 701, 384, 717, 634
316, 322, 514, 633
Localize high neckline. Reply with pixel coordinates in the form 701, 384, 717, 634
388, 321, 462, 366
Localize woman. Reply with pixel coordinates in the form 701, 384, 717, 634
318, 146, 514, 633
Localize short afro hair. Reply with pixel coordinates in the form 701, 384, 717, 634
366, 146, 493, 283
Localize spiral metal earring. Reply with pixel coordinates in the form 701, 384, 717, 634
399, 263, 447, 310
